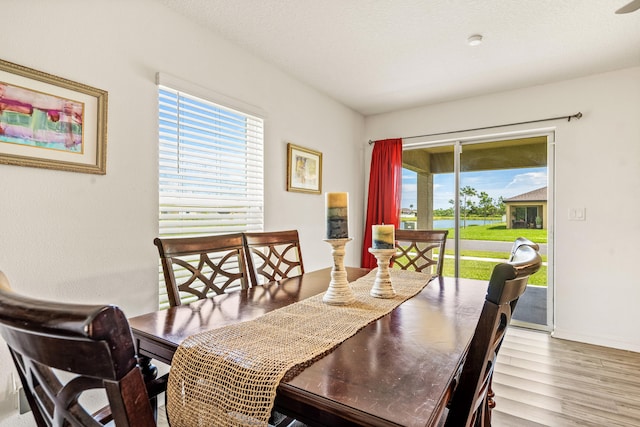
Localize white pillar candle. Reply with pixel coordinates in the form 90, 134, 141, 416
372, 224, 395, 249
326, 192, 349, 239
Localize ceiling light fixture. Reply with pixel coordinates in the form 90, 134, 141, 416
467, 34, 483, 46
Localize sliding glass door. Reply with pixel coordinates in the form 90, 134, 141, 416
401, 134, 552, 329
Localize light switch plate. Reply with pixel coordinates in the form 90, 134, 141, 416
568, 208, 586, 221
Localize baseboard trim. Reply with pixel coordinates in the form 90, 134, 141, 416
551, 328, 640, 353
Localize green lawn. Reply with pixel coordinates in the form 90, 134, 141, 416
447, 223, 547, 243
399, 217, 548, 243
441, 257, 547, 286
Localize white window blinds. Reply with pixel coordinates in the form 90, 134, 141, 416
158, 84, 264, 308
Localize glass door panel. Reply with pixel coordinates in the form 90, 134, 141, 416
401, 144, 456, 275
401, 136, 551, 329
459, 138, 549, 327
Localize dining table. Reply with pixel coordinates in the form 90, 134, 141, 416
129, 267, 488, 427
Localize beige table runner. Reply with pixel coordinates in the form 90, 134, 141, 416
167, 269, 432, 427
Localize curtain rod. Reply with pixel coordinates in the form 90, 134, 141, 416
368, 112, 582, 144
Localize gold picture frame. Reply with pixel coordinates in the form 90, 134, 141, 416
0, 58, 108, 174
287, 143, 322, 194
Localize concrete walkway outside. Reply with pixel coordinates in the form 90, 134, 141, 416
445, 239, 547, 255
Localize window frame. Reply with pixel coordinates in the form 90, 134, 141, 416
156, 73, 265, 308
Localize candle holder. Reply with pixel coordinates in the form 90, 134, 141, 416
368, 247, 397, 298
323, 238, 355, 305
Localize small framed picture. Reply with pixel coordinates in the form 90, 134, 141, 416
0, 58, 108, 174
287, 143, 322, 194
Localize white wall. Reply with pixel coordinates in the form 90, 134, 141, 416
365, 66, 640, 353
0, 1, 364, 424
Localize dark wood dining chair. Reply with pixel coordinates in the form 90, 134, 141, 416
154, 233, 249, 307
0, 287, 167, 427
393, 229, 449, 277
154, 234, 296, 426
243, 230, 305, 286
444, 240, 542, 427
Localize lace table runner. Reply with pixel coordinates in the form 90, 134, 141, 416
167, 269, 432, 427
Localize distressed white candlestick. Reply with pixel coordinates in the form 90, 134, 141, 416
323, 238, 355, 305
368, 247, 397, 298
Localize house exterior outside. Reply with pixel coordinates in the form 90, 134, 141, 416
504, 186, 547, 229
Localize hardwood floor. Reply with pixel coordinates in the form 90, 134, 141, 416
492, 327, 640, 427
159, 327, 640, 427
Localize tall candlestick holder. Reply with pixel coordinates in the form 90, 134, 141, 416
322, 238, 355, 305
368, 247, 397, 298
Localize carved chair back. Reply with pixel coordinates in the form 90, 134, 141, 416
154, 233, 249, 307
243, 230, 304, 286
393, 229, 448, 277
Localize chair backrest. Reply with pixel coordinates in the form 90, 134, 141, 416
509, 236, 540, 262
243, 230, 305, 286
0, 289, 156, 427
393, 229, 448, 276
154, 233, 249, 307
444, 241, 542, 427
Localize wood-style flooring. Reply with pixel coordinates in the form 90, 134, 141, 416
159, 327, 640, 427
492, 327, 640, 427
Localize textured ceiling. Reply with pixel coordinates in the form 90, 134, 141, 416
156, 0, 640, 115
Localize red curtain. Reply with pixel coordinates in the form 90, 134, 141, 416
361, 138, 403, 268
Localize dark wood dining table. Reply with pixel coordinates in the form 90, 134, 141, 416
129, 267, 488, 427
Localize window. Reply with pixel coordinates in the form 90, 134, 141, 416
158, 83, 264, 307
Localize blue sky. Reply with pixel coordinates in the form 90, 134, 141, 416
401, 167, 547, 210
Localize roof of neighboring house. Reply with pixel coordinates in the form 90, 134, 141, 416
504, 186, 547, 202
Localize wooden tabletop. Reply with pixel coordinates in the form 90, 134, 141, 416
129, 268, 487, 427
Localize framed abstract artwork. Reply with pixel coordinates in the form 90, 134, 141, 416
0, 59, 108, 174
287, 143, 322, 194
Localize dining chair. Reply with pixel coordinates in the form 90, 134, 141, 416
154, 233, 249, 307
444, 240, 542, 427
0, 287, 167, 427
243, 230, 305, 286
154, 234, 296, 427
393, 229, 449, 277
